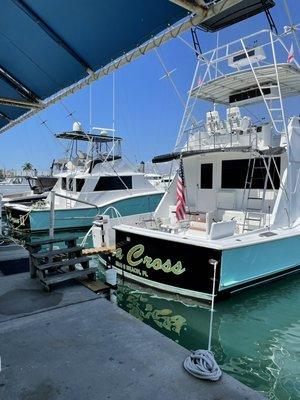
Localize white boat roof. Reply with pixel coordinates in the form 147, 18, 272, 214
190, 63, 300, 105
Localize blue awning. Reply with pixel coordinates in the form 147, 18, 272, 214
0, 0, 188, 130
0, 0, 275, 132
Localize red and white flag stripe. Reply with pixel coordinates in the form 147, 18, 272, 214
287, 43, 294, 63
176, 158, 186, 221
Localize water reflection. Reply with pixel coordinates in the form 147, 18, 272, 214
117, 274, 300, 400
118, 289, 187, 336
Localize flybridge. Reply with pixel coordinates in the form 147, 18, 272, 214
174, 26, 300, 154
190, 64, 300, 106
0, 0, 276, 133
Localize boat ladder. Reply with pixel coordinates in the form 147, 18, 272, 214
242, 156, 272, 232
66, 189, 72, 208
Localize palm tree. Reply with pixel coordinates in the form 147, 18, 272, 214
22, 162, 34, 175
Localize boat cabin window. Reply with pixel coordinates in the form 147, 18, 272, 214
61, 178, 73, 190
201, 163, 213, 189
12, 177, 23, 184
76, 179, 85, 192
61, 177, 67, 190
229, 87, 271, 105
221, 158, 280, 189
94, 176, 132, 191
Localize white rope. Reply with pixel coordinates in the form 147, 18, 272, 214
183, 350, 222, 381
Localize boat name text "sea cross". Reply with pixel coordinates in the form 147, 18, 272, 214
115, 244, 186, 275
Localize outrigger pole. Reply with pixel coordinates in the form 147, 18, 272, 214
0, 0, 249, 134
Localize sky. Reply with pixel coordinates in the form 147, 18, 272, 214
0, 0, 299, 173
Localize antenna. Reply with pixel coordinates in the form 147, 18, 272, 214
89, 83, 92, 133
283, 0, 300, 54
215, 31, 219, 80
155, 48, 185, 108
112, 72, 116, 163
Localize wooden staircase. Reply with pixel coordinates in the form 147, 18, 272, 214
26, 236, 97, 292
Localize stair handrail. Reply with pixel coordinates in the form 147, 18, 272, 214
49, 190, 99, 238
53, 192, 99, 210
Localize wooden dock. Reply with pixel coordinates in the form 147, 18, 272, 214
77, 276, 110, 294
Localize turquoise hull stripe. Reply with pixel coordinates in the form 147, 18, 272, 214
29, 193, 162, 231
220, 235, 300, 289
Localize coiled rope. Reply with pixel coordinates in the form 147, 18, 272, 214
183, 350, 222, 381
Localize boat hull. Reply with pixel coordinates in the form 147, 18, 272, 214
112, 229, 300, 301
6, 193, 163, 232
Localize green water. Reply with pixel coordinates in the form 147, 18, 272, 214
117, 275, 300, 400
11, 225, 300, 400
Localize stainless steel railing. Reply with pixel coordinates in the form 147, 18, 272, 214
49, 190, 99, 237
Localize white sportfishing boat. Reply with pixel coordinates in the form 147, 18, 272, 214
141, 161, 174, 191
5, 123, 164, 232
93, 27, 300, 301
0, 176, 31, 198
2, 175, 58, 206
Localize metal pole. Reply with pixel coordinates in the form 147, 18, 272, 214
208, 259, 218, 352
54, 191, 99, 210
112, 72, 115, 163
0, 195, 2, 236
49, 190, 55, 238
215, 31, 220, 79
89, 83, 92, 132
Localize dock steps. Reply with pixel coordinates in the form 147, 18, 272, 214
31, 246, 83, 259
40, 267, 97, 286
26, 235, 78, 247
36, 256, 90, 271
25, 235, 97, 291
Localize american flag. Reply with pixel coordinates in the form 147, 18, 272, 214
176, 158, 186, 221
287, 43, 294, 63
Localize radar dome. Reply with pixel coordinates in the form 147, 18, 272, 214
73, 121, 82, 132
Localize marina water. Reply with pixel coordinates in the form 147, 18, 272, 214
117, 275, 300, 400
15, 226, 300, 400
